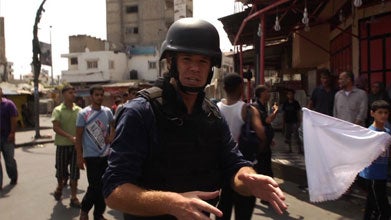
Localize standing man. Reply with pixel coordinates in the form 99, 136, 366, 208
216, 73, 266, 220
0, 87, 18, 189
334, 71, 368, 126
51, 85, 81, 207
76, 85, 115, 220
307, 68, 337, 116
253, 85, 278, 178
102, 18, 287, 220
281, 89, 302, 153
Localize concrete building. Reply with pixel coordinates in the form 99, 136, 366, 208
61, 49, 128, 83
0, 17, 13, 82
61, 0, 195, 85
106, 0, 193, 51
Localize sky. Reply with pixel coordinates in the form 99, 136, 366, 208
0, 0, 237, 79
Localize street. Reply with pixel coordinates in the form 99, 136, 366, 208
0, 141, 364, 220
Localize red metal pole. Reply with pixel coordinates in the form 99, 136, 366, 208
239, 45, 243, 77
239, 45, 245, 101
233, 0, 289, 45
260, 14, 265, 85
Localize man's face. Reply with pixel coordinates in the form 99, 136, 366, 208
286, 91, 294, 100
371, 108, 389, 124
128, 90, 138, 100
371, 83, 380, 94
338, 72, 350, 89
91, 89, 104, 106
320, 75, 330, 87
176, 53, 212, 90
63, 89, 75, 102
260, 89, 271, 101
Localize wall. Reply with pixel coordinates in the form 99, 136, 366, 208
69, 35, 106, 53
61, 51, 128, 83
292, 24, 330, 69
106, 0, 192, 50
127, 54, 159, 81
0, 17, 5, 62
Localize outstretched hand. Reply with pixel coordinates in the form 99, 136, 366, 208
238, 173, 287, 214
169, 190, 222, 220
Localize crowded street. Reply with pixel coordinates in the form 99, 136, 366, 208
0, 115, 367, 219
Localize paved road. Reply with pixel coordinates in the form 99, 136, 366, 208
0, 141, 365, 220
0, 143, 122, 220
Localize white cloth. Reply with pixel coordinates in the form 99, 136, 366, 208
302, 108, 391, 202
217, 99, 245, 142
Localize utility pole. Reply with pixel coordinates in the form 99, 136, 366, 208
32, 0, 47, 139
50, 25, 54, 85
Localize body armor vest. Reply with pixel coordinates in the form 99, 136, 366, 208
139, 86, 224, 193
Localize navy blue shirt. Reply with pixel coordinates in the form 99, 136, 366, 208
310, 86, 337, 116
282, 100, 301, 123
102, 89, 252, 218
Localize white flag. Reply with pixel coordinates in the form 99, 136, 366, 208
302, 108, 391, 202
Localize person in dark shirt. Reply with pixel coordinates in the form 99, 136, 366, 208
253, 85, 278, 178
102, 18, 287, 220
307, 68, 337, 116
282, 89, 301, 153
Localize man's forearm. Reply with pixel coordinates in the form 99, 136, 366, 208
106, 183, 183, 217
10, 116, 17, 133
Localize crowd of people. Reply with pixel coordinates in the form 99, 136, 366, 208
1, 17, 390, 220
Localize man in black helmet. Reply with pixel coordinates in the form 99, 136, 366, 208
102, 18, 287, 220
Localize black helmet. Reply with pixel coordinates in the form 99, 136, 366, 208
160, 18, 222, 93
160, 18, 222, 68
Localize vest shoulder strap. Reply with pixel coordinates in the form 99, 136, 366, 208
138, 86, 163, 104
203, 98, 222, 119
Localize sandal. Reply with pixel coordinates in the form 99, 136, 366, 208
70, 197, 81, 208
53, 188, 62, 201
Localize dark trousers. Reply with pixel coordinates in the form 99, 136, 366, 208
216, 184, 255, 220
363, 179, 390, 220
81, 157, 108, 219
256, 143, 273, 177
0, 137, 18, 184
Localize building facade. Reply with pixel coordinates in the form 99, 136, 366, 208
220, 0, 391, 99
106, 0, 193, 51
61, 49, 128, 83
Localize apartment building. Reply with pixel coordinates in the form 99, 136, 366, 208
106, 0, 193, 51
62, 0, 194, 85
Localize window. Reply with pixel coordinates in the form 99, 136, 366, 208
359, 14, 391, 88
109, 60, 114, 69
70, 57, 78, 65
148, 61, 157, 69
125, 26, 139, 35
126, 5, 138, 13
87, 60, 98, 69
